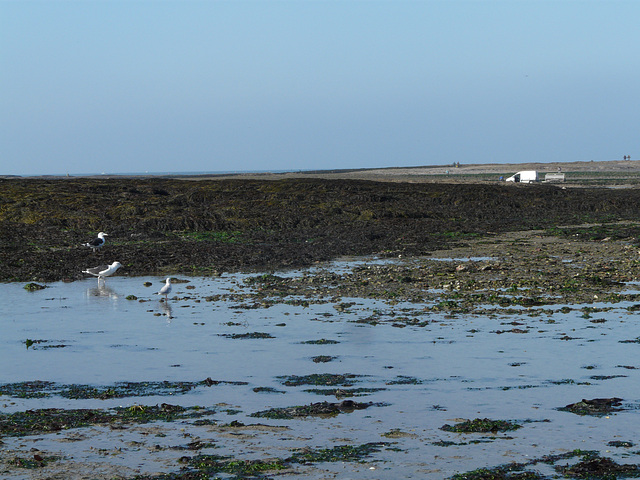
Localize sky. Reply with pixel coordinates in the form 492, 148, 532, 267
1, 0, 639, 176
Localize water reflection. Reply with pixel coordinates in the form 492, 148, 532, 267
86, 283, 119, 299
159, 300, 173, 320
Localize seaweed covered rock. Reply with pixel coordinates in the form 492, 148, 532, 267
250, 400, 371, 419
440, 418, 522, 433
559, 397, 624, 416
555, 456, 640, 477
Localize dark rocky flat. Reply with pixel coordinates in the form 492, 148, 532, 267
3, 176, 640, 282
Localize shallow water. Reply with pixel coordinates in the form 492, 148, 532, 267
1, 261, 639, 479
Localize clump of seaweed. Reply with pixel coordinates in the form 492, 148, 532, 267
619, 337, 640, 344
449, 450, 604, 480
440, 418, 522, 434
450, 466, 544, 479
558, 397, 624, 416
250, 400, 372, 420
22, 339, 68, 350
304, 387, 385, 397
287, 442, 389, 463
252, 386, 285, 394
386, 375, 423, 385
0, 380, 56, 398
279, 373, 359, 387
185, 455, 286, 477
0, 379, 246, 400
0, 404, 214, 437
221, 332, 275, 339
311, 355, 336, 363
133, 442, 388, 479
554, 455, 640, 478
608, 440, 634, 448
23, 283, 46, 291
23, 339, 41, 349
9, 454, 61, 469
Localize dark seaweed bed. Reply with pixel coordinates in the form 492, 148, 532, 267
1, 177, 639, 282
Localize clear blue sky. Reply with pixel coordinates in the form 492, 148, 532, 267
1, 1, 638, 176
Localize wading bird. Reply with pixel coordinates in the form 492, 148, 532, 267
82, 261, 122, 283
157, 277, 172, 301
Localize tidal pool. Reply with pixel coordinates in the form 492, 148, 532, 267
1, 261, 639, 479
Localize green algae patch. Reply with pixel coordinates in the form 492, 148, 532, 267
191, 456, 286, 476
381, 428, 419, 439
133, 442, 388, 479
252, 386, 285, 394
279, 373, 359, 387
0, 379, 246, 400
22, 339, 67, 350
8, 455, 62, 469
619, 336, 640, 344
133, 454, 286, 479
23, 339, 41, 349
448, 450, 606, 480
558, 397, 624, 416
554, 455, 640, 478
312, 355, 336, 363
304, 387, 385, 397
250, 400, 373, 420
608, 440, 635, 448
450, 466, 544, 479
222, 332, 275, 339
287, 442, 389, 463
0, 380, 55, 398
386, 375, 423, 385
440, 418, 522, 434
0, 404, 214, 437
23, 283, 46, 291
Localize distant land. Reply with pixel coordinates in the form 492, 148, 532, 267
177, 159, 640, 186
4, 159, 640, 186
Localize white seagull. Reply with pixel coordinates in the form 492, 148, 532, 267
83, 232, 108, 253
83, 261, 122, 283
157, 278, 172, 301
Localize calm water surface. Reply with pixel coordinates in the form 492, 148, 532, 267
1, 261, 639, 478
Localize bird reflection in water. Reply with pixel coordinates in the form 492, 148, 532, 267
159, 300, 173, 321
87, 283, 119, 299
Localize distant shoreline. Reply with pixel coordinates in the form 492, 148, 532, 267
4, 159, 640, 182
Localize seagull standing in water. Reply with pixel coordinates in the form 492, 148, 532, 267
157, 278, 172, 301
83, 261, 122, 283
83, 232, 108, 253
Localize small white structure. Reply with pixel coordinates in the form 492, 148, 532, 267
544, 173, 565, 182
505, 171, 538, 183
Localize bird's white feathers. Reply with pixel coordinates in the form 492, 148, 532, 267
84, 232, 108, 250
157, 278, 172, 297
83, 261, 122, 278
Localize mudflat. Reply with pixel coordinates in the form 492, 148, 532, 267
2, 159, 640, 282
